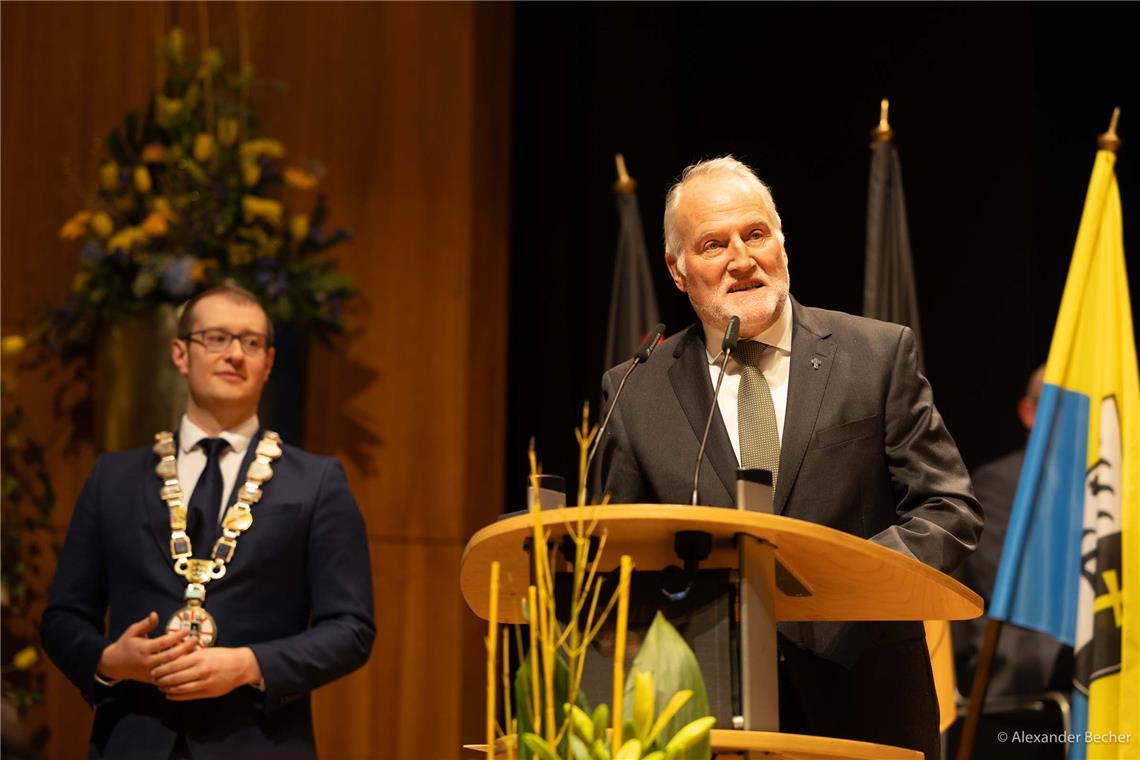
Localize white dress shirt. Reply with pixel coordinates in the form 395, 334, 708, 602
177, 414, 260, 524
702, 302, 793, 465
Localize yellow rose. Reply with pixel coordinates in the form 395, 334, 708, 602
59, 210, 92, 240
242, 196, 283, 227
153, 197, 178, 222
193, 133, 216, 163
227, 242, 253, 265
198, 47, 223, 78
12, 646, 38, 671
91, 211, 114, 238
1, 335, 27, 357
217, 117, 240, 147
190, 259, 216, 283
72, 270, 92, 293
100, 162, 120, 191
155, 95, 183, 128
134, 166, 152, 194
242, 162, 261, 188
290, 214, 310, 241
140, 143, 165, 163
168, 28, 184, 61
141, 211, 169, 237
284, 167, 318, 189
108, 226, 146, 252
239, 138, 285, 161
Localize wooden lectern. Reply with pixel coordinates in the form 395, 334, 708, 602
461, 505, 982, 760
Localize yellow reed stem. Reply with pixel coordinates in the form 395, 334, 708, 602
527, 586, 540, 735
611, 555, 633, 757
197, 1, 213, 128
502, 626, 514, 760
541, 580, 555, 746
486, 561, 500, 760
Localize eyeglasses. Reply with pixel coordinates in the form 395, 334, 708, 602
182, 329, 272, 356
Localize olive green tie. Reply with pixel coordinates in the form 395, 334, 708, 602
735, 341, 780, 489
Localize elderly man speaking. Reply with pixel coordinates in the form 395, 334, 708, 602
595, 156, 982, 758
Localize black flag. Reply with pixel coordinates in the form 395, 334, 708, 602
864, 103, 924, 369
604, 155, 661, 370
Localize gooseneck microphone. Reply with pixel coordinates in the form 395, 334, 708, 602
582, 323, 666, 504
691, 316, 741, 505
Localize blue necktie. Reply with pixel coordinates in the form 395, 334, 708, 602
189, 438, 229, 557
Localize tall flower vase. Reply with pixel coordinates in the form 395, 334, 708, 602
93, 305, 187, 452
259, 322, 308, 448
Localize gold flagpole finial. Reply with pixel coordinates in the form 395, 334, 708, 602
871, 98, 894, 142
1097, 107, 1121, 153
614, 153, 637, 194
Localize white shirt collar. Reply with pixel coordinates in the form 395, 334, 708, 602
703, 299, 794, 364
178, 413, 260, 455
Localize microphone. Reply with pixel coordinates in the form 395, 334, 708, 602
582, 323, 666, 504
691, 316, 740, 505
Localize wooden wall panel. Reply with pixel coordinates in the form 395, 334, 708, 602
1, 2, 511, 757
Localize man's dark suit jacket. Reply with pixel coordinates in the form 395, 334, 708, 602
40, 436, 375, 759
596, 300, 982, 759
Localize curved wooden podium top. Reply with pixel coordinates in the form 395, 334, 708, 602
461, 504, 981, 624
465, 730, 921, 759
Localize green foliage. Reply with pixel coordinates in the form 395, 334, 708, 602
622, 613, 712, 760
514, 649, 590, 760
549, 615, 716, 760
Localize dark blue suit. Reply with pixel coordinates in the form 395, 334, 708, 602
40, 436, 375, 759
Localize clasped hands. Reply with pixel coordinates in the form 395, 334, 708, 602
97, 612, 263, 701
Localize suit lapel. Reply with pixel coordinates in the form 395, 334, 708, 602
775, 302, 835, 514
669, 326, 737, 504
145, 445, 173, 562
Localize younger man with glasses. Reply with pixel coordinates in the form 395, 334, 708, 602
41, 285, 375, 759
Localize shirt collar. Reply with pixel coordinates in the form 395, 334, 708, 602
703, 299, 794, 364
179, 413, 260, 455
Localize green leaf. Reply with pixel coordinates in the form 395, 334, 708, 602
632, 671, 655, 743
645, 690, 692, 746
566, 703, 594, 743
663, 717, 716, 758
567, 733, 592, 760
616, 738, 642, 760
521, 734, 560, 760
592, 703, 610, 746
513, 650, 590, 760
623, 613, 711, 760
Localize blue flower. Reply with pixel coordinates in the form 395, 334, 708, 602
162, 257, 196, 297
80, 239, 105, 264
254, 267, 288, 298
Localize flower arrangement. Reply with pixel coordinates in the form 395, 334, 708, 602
47, 28, 354, 358
483, 414, 715, 760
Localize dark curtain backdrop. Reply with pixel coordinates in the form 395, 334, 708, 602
505, 3, 1137, 510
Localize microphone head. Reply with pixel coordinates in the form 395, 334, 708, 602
635, 323, 666, 361
722, 316, 741, 352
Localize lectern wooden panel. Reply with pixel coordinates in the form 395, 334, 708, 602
461, 504, 982, 624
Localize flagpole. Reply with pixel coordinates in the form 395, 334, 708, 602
956, 619, 1003, 759
1098, 106, 1121, 152
872, 98, 894, 142
613, 153, 637, 194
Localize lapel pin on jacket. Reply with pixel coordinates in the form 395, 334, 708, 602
811, 357, 823, 370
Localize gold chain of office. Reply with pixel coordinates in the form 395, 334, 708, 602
152, 429, 283, 646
